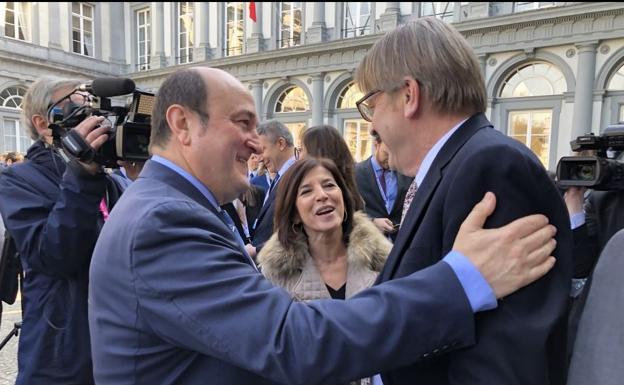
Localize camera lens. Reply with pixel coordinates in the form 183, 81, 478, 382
572, 164, 595, 181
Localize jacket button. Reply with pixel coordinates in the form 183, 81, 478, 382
422, 353, 431, 359
433, 348, 440, 355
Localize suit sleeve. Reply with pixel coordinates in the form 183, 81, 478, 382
441, 145, 573, 385
131, 200, 477, 385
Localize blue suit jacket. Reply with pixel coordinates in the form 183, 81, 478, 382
251, 172, 270, 191
89, 160, 478, 385
378, 113, 573, 385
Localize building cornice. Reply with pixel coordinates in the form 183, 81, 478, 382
456, 2, 624, 53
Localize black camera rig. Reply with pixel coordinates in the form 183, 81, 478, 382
557, 124, 624, 191
47, 78, 154, 169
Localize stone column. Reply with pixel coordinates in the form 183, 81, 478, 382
571, 42, 598, 138
307, 2, 327, 44
246, 2, 264, 53
150, 2, 167, 69
379, 2, 400, 32
194, 1, 211, 61
251, 80, 264, 120
311, 74, 324, 127
478, 54, 487, 80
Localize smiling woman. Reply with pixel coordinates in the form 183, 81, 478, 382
257, 158, 391, 384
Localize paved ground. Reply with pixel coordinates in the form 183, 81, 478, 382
0, 296, 20, 385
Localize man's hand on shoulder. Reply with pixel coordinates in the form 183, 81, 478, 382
453, 192, 557, 298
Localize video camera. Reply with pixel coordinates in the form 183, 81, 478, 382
47, 78, 154, 169
556, 124, 624, 191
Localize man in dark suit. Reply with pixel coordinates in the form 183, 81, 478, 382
249, 120, 297, 256
88, 67, 559, 385
356, 135, 412, 241
354, 17, 573, 385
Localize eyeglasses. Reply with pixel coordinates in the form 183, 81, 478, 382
47, 92, 93, 112
356, 89, 382, 123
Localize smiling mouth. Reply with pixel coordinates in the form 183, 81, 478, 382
315, 206, 335, 216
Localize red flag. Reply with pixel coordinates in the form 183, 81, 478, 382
249, 2, 257, 22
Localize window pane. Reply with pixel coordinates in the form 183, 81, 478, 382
72, 15, 80, 28
337, 83, 364, 109
73, 40, 81, 53
608, 65, 624, 90
84, 4, 93, 19
509, 112, 529, 138
6, 25, 15, 38
6, 9, 15, 25
84, 19, 93, 33
72, 2, 80, 14
284, 122, 306, 150
620, 105, 624, 122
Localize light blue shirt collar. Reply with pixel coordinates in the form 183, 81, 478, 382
370, 155, 385, 174
415, 118, 468, 187
150, 155, 220, 210
277, 156, 297, 179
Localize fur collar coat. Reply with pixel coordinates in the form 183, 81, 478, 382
258, 211, 391, 301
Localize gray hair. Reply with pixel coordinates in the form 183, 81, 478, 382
21, 77, 81, 140
355, 17, 486, 115
257, 120, 294, 147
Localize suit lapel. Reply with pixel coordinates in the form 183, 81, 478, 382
255, 180, 278, 227
364, 158, 386, 212
378, 113, 493, 282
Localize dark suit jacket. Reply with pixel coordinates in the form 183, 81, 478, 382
355, 157, 412, 240
244, 184, 266, 238
88, 159, 480, 385
251, 180, 278, 249
378, 113, 573, 385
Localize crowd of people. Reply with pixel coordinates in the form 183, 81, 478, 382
0, 16, 616, 385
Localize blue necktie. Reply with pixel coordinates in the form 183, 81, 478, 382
269, 173, 280, 194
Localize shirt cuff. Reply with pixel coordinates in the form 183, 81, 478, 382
443, 251, 497, 313
570, 212, 586, 230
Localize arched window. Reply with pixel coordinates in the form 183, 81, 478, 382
0, 86, 26, 109
608, 63, 624, 90
500, 62, 566, 98
335, 82, 372, 162
607, 63, 624, 121
337, 82, 364, 109
275, 86, 309, 113
499, 62, 565, 168
1, 86, 30, 153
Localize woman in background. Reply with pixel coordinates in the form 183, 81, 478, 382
258, 158, 390, 385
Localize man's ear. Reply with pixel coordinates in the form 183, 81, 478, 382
403, 77, 420, 119
31, 114, 49, 137
277, 137, 287, 151
166, 104, 192, 146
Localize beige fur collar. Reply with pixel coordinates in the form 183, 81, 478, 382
258, 211, 391, 285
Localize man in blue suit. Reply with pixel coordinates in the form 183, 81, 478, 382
354, 18, 573, 385
88, 67, 559, 385
249, 120, 297, 256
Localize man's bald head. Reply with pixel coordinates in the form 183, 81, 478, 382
150, 67, 247, 151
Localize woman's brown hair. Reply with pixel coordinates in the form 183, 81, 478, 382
273, 158, 356, 249
301, 125, 364, 210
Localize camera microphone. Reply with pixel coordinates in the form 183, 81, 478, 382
78, 78, 136, 97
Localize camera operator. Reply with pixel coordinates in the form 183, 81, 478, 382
0, 77, 126, 385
